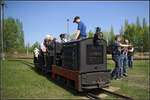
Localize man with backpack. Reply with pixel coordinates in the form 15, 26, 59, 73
111, 35, 131, 80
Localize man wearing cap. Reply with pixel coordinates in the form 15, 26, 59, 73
73, 16, 86, 40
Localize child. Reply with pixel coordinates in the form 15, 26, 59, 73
34, 47, 39, 63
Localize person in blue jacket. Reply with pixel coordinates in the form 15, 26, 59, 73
73, 16, 86, 40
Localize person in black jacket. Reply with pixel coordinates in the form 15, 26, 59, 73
111, 35, 131, 80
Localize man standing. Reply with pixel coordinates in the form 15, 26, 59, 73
128, 42, 134, 68
111, 35, 122, 80
73, 16, 86, 40
120, 39, 129, 77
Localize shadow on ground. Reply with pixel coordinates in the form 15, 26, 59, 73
8, 59, 84, 97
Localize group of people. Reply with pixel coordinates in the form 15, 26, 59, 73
111, 35, 134, 80
33, 33, 70, 66
34, 16, 87, 57
34, 16, 134, 81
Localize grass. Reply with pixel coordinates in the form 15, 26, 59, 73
106, 60, 149, 99
1, 60, 79, 99
107, 54, 149, 59
1, 59, 149, 99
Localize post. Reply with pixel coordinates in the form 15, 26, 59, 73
0, 2, 5, 60
107, 32, 108, 45
67, 19, 69, 41
0, 2, 2, 60
148, 26, 150, 65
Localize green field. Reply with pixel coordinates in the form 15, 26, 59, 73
1, 59, 149, 99
106, 60, 149, 99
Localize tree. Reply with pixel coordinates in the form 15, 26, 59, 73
68, 33, 76, 40
124, 19, 129, 38
125, 19, 129, 29
124, 24, 136, 45
136, 16, 140, 26
108, 25, 115, 44
102, 31, 109, 44
120, 26, 124, 38
16, 19, 25, 53
32, 41, 40, 50
142, 25, 149, 51
3, 17, 25, 53
124, 16, 149, 52
142, 17, 146, 28
87, 30, 94, 38
4, 17, 18, 52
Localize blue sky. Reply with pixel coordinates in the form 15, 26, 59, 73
4, 1, 149, 45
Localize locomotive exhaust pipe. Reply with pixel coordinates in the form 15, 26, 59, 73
93, 27, 103, 45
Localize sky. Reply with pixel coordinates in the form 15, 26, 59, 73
4, 1, 149, 45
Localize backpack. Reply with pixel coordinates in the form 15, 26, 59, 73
107, 42, 115, 54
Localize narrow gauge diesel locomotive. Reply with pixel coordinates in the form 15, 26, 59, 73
34, 28, 111, 92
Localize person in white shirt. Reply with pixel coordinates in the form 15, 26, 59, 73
60, 34, 67, 43
40, 34, 53, 66
33, 47, 40, 63
34, 47, 39, 58
40, 34, 53, 53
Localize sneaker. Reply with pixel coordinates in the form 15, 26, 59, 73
120, 75, 124, 78
115, 78, 120, 80
111, 75, 115, 80
111, 77, 115, 80
123, 73, 128, 77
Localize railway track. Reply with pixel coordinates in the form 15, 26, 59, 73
84, 88, 134, 100
86, 92, 102, 99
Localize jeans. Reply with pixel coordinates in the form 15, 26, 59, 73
120, 54, 127, 75
111, 55, 120, 79
128, 56, 133, 68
